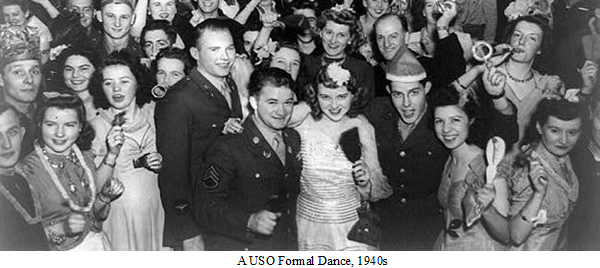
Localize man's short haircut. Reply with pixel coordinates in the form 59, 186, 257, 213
373, 13, 408, 36
152, 47, 194, 76
0, 102, 22, 127
100, 0, 133, 10
141, 20, 177, 47
193, 18, 232, 48
248, 67, 295, 97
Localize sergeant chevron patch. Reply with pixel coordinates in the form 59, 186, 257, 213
202, 164, 220, 189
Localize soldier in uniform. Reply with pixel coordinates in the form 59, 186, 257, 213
195, 68, 301, 251
155, 18, 243, 250
365, 51, 518, 250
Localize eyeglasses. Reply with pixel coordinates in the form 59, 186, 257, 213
444, 219, 462, 238
69, 6, 94, 14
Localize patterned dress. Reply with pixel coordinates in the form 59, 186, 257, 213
435, 153, 507, 251
500, 143, 579, 250
295, 116, 390, 251
90, 103, 165, 251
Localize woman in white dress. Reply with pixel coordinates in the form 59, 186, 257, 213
295, 63, 392, 250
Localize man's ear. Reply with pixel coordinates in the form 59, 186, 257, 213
131, 14, 136, 25
386, 84, 391, 94
190, 46, 199, 61
0, 73, 4, 88
249, 95, 258, 111
536, 122, 542, 135
19, 126, 26, 140
96, 11, 103, 23
424, 81, 432, 94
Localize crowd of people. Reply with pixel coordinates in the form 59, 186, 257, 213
0, 0, 599, 251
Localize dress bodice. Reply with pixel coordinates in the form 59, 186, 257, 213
436, 154, 507, 250
296, 117, 361, 224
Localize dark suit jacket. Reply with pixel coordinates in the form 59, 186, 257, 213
195, 118, 301, 251
155, 69, 242, 248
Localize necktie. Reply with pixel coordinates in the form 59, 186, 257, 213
273, 133, 286, 164
219, 79, 232, 109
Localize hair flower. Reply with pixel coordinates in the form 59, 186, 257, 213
327, 62, 351, 87
253, 39, 278, 66
331, 4, 355, 14
49, 44, 69, 61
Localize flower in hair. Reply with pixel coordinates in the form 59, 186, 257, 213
49, 44, 69, 61
253, 39, 278, 66
331, 4, 355, 14
327, 62, 351, 87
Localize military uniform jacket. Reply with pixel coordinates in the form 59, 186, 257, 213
155, 69, 243, 248
195, 118, 301, 251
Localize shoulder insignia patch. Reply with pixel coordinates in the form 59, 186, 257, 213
202, 164, 221, 190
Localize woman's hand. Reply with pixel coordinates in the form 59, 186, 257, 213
528, 160, 549, 196
106, 125, 124, 157
222, 118, 243, 134
352, 159, 371, 187
476, 184, 496, 210
99, 178, 125, 203
482, 63, 507, 97
144, 152, 163, 173
580, 60, 598, 94
65, 213, 87, 236
437, 1, 458, 27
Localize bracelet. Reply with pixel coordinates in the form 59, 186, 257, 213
437, 25, 449, 31
489, 90, 506, 99
103, 158, 116, 167
576, 91, 591, 103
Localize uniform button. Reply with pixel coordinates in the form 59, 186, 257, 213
211, 124, 217, 128
286, 209, 291, 215
399, 168, 406, 174
284, 173, 289, 178
244, 247, 249, 251
286, 193, 290, 199
255, 173, 260, 179
427, 151, 432, 156
399, 184, 405, 190
399, 151, 406, 157
400, 198, 407, 204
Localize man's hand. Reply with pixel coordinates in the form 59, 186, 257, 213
222, 118, 244, 134
247, 210, 281, 235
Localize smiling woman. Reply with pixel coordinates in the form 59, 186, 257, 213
295, 63, 391, 250
88, 50, 165, 251
54, 46, 101, 121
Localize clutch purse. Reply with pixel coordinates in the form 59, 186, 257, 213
339, 127, 381, 247
346, 201, 381, 247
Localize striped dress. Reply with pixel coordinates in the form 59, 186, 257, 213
295, 116, 374, 251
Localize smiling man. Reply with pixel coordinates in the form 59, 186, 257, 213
93, 0, 143, 58
155, 18, 243, 250
0, 25, 42, 156
364, 51, 447, 251
195, 67, 301, 251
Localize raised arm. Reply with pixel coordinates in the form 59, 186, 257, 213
131, 0, 149, 38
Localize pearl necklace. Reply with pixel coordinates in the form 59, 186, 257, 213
505, 65, 534, 83
35, 143, 96, 213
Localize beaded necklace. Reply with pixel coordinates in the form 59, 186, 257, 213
34, 143, 96, 213
505, 65, 534, 83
